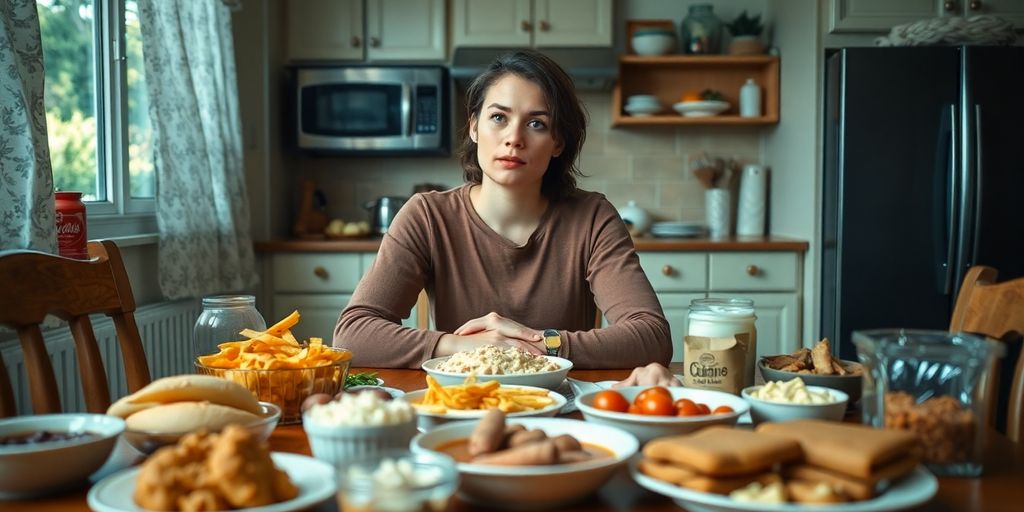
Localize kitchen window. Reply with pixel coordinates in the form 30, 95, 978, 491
38, 0, 157, 239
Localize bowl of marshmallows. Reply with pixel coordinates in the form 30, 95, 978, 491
302, 389, 418, 466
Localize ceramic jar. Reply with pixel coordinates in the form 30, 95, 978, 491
680, 4, 723, 54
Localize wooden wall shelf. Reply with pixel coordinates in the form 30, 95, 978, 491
612, 54, 780, 127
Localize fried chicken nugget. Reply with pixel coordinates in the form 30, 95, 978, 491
134, 430, 224, 511
207, 425, 299, 507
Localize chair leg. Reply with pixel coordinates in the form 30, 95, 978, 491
0, 353, 16, 418
70, 316, 112, 413
19, 326, 62, 414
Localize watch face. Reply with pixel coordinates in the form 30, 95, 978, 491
543, 329, 560, 353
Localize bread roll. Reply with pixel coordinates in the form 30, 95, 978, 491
126, 401, 261, 433
110, 374, 261, 415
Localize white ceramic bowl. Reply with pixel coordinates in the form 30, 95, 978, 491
411, 417, 637, 509
0, 413, 125, 498
632, 33, 675, 56
421, 355, 572, 390
626, 94, 660, 106
673, 100, 730, 117
303, 413, 418, 467
575, 386, 748, 444
121, 401, 280, 455
624, 103, 663, 116
741, 385, 849, 425
401, 386, 566, 431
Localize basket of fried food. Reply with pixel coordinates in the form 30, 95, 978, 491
195, 310, 352, 424
401, 375, 567, 431
759, 338, 864, 404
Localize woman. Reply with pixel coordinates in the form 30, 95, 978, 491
333, 49, 671, 370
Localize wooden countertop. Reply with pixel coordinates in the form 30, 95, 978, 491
255, 236, 809, 253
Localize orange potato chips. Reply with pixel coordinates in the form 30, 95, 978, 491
197, 310, 352, 370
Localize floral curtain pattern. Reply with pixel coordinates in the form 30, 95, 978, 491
0, 0, 56, 253
138, 0, 257, 299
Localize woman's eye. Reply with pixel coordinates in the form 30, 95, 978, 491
489, 113, 506, 123
528, 119, 547, 130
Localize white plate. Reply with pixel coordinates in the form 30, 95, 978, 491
403, 385, 567, 420
422, 355, 572, 390
87, 452, 336, 512
673, 100, 730, 117
630, 457, 938, 512
593, 380, 752, 424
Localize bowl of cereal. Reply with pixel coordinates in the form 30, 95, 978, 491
422, 345, 572, 390
303, 392, 418, 466
741, 379, 848, 426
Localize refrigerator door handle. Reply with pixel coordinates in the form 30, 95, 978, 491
937, 104, 957, 295
971, 104, 983, 268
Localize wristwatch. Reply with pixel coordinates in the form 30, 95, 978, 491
543, 329, 561, 356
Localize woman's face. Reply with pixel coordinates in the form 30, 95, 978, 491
470, 73, 563, 192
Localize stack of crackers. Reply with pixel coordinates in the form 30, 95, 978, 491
640, 420, 919, 504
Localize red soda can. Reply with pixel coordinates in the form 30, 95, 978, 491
55, 191, 88, 259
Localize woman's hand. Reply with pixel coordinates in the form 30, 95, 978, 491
434, 312, 544, 356
612, 362, 681, 388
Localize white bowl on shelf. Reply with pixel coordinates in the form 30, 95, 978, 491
673, 100, 730, 117
624, 103, 663, 117
632, 31, 675, 56
626, 94, 659, 106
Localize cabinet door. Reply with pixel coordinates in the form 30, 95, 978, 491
708, 252, 798, 292
273, 254, 362, 293
366, 0, 446, 61
828, 0, 936, 33
533, 0, 612, 47
659, 293, 706, 363
638, 252, 707, 292
718, 293, 799, 361
970, 0, 1024, 25
286, 0, 363, 61
452, 0, 531, 47
273, 293, 351, 343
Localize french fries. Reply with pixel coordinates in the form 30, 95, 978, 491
414, 375, 555, 414
197, 310, 352, 370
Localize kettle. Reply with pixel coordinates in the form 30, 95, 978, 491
364, 196, 407, 234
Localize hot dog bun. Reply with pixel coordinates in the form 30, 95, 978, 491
125, 401, 261, 434
106, 375, 260, 417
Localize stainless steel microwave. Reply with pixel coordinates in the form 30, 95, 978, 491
294, 65, 449, 155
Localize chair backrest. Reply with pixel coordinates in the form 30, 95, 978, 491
949, 265, 1024, 443
0, 240, 151, 417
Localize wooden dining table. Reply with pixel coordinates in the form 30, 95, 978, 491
8, 366, 1024, 511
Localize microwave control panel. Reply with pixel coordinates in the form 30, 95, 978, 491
415, 85, 438, 134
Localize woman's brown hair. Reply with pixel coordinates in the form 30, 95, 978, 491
458, 49, 588, 201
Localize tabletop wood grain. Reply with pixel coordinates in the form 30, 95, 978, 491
6, 367, 1022, 511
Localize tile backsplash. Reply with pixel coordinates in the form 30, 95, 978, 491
298, 92, 763, 226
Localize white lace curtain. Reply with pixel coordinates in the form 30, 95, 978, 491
0, 0, 56, 253
138, 0, 257, 299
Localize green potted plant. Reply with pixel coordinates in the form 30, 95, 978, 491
726, 10, 764, 55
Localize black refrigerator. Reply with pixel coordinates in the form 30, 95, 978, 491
822, 46, 1024, 361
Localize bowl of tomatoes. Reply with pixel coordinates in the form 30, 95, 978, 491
575, 386, 749, 444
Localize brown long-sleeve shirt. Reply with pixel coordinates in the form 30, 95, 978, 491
333, 184, 671, 369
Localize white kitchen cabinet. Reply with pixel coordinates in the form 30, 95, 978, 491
658, 293, 707, 364
269, 252, 418, 344
717, 292, 800, 362
451, 0, 612, 48
287, 0, 445, 62
829, 0, 1024, 33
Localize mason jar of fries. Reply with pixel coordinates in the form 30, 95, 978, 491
193, 295, 266, 361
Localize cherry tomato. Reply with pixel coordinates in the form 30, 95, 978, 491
696, 403, 711, 415
628, 403, 643, 415
712, 405, 735, 415
637, 391, 675, 416
592, 390, 630, 413
634, 386, 672, 406
674, 398, 701, 416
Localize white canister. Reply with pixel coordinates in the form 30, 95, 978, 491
705, 189, 732, 239
739, 78, 761, 118
736, 164, 768, 237
687, 298, 757, 390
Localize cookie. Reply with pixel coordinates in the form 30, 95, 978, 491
783, 455, 919, 500
640, 458, 778, 495
643, 426, 802, 477
756, 420, 918, 478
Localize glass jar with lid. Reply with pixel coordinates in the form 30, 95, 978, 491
687, 298, 757, 389
192, 295, 267, 361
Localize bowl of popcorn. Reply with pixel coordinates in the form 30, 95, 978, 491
194, 310, 353, 424
741, 378, 849, 426
336, 449, 458, 512
421, 345, 572, 390
303, 391, 418, 467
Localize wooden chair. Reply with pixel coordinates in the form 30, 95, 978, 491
949, 265, 1024, 443
0, 240, 151, 417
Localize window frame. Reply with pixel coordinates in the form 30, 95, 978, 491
80, 0, 157, 239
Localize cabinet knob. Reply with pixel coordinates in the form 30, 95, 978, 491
313, 266, 329, 280
351, 36, 361, 48
521, 20, 532, 32
944, 0, 957, 11
969, 0, 981, 10
746, 265, 760, 276
370, 37, 380, 48
662, 265, 674, 276
538, 20, 550, 32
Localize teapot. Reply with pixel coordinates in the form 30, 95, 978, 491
364, 196, 408, 234
618, 200, 651, 236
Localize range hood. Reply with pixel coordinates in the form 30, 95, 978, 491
450, 47, 619, 91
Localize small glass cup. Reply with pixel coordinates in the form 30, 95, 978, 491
852, 329, 1005, 476
336, 448, 458, 512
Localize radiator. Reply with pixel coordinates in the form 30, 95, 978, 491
1, 299, 201, 415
